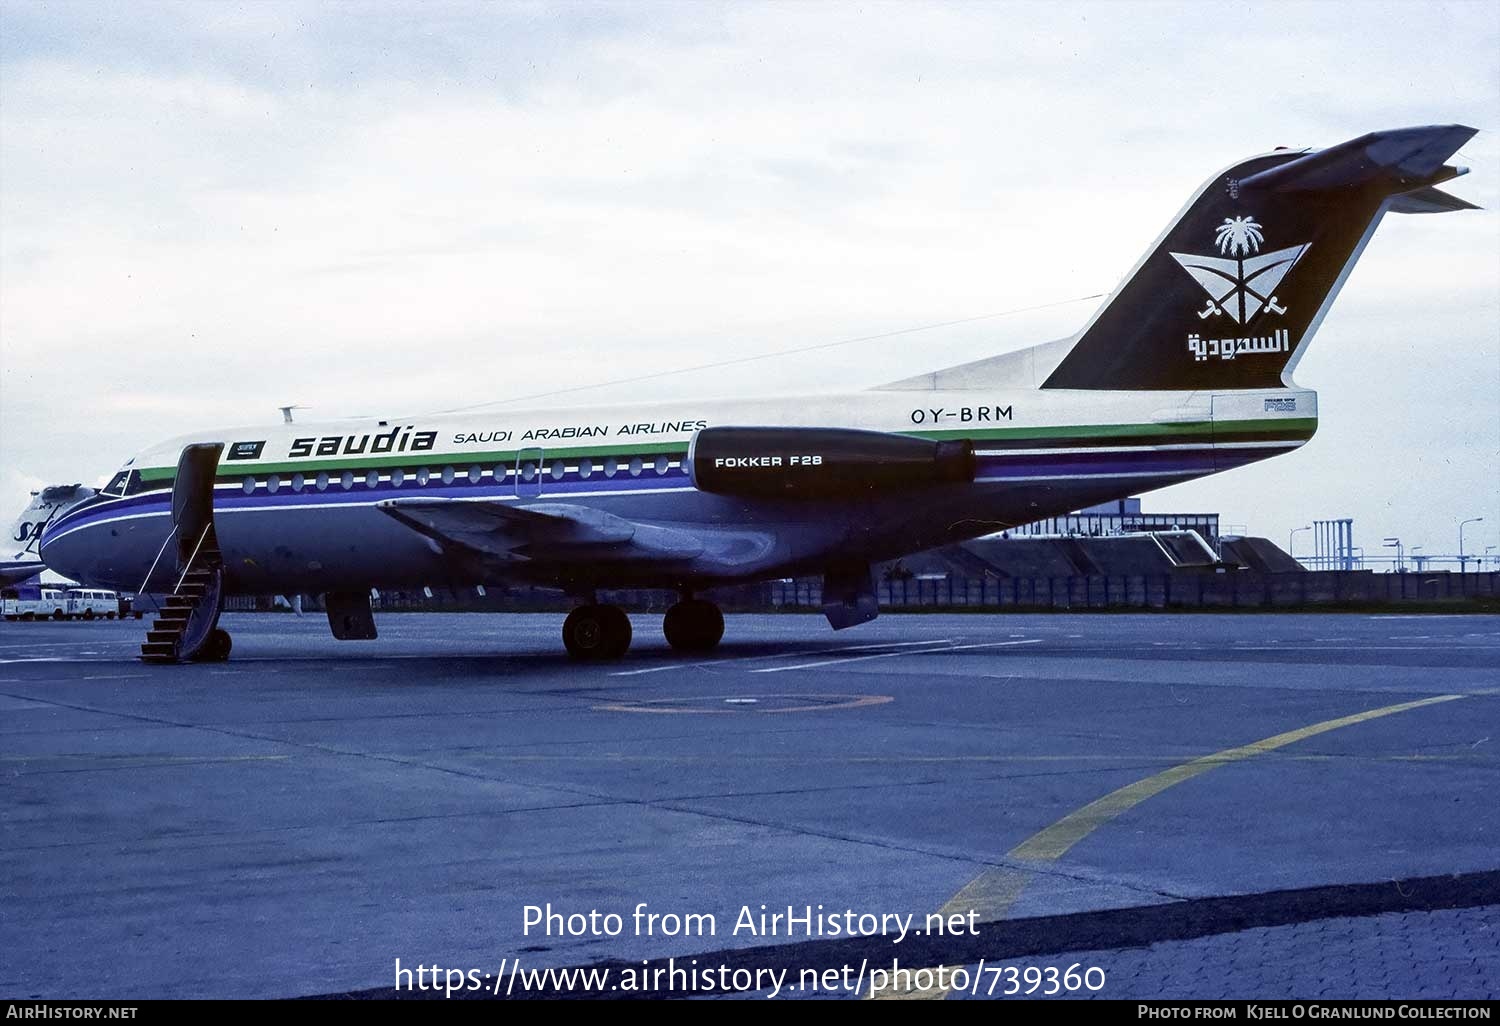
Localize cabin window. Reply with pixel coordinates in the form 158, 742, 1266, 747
654, 455, 669, 475
550, 461, 565, 481
492, 465, 507, 481
629, 457, 643, 477
521, 462, 536, 482
267, 475, 281, 494
390, 469, 405, 488
416, 467, 431, 486
341, 471, 355, 490
604, 458, 618, 478
468, 465, 482, 484
441, 466, 455, 486
579, 459, 593, 479
291, 473, 305, 493
242, 477, 256, 495
315, 472, 329, 491
365, 470, 379, 489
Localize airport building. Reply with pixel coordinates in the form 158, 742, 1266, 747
1002, 497, 1222, 548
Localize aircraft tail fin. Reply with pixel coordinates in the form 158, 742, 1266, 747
5, 484, 94, 563
1040, 124, 1479, 391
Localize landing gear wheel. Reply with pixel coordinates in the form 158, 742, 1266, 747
194, 628, 233, 662
663, 599, 724, 652
599, 604, 632, 659
563, 604, 632, 661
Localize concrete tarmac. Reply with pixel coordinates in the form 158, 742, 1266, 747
1, 612, 1496, 999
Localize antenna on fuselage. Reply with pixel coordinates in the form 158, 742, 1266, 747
279, 405, 305, 424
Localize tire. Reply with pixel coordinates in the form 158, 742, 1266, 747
599, 605, 632, 659
663, 599, 724, 652
193, 628, 232, 662
83, 609, 94, 621
52, 609, 66, 621
563, 605, 611, 661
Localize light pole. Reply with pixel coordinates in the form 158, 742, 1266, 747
1459, 517, 1484, 573
1383, 536, 1403, 573
1289, 524, 1311, 565
1411, 546, 1425, 572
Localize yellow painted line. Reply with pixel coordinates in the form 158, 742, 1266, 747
1009, 693, 1464, 863
465, 751, 1495, 766
872, 691, 1468, 999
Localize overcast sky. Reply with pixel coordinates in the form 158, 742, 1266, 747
2, 0, 1497, 567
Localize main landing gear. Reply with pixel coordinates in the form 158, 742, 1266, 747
561, 597, 726, 661
562, 604, 632, 661
662, 598, 724, 653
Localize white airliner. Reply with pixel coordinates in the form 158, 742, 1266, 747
39, 125, 1478, 663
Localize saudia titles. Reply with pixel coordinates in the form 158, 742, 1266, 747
288, 425, 439, 459
1171, 215, 1311, 362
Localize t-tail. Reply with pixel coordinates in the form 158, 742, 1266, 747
1041, 125, 1479, 391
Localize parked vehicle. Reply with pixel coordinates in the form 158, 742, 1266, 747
65, 588, 121, 620
1, 584, 68, 621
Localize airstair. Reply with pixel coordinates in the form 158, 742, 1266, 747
137, 443, 231, 663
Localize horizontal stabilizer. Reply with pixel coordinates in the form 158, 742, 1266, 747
1237, 124, 1477, 194
1388, 185, 1482, 214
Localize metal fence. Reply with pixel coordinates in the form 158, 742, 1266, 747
772, 571, 1500, 610
221, 570, 1499, 614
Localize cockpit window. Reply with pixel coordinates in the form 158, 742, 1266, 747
101, 471, 130, 497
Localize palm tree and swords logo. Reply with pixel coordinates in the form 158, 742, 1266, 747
1171, 216, 1311, 324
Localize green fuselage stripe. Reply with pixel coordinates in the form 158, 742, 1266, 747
128, 417, 1316, 484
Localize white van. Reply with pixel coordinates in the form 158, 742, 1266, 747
1, 584, 69, 620
66, 588, 120, 620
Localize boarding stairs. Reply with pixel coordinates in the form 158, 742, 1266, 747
136, 442, 230, 663
139, 525, 225, 663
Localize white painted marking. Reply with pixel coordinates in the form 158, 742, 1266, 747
751, 638, 1041, 673
608, 640, 951, 677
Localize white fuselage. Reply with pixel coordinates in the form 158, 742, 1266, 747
39, 384, 1317, 596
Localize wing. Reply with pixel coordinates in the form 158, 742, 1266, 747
376, 497, 705, 563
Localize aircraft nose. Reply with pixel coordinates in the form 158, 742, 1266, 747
38, 519, 87, 581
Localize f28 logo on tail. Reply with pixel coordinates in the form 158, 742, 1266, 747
1171, 216, 1310, 361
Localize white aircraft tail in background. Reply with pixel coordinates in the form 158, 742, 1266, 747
2, 484, 95, 587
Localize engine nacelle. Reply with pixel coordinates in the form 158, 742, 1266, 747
689, 427, 974, 500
